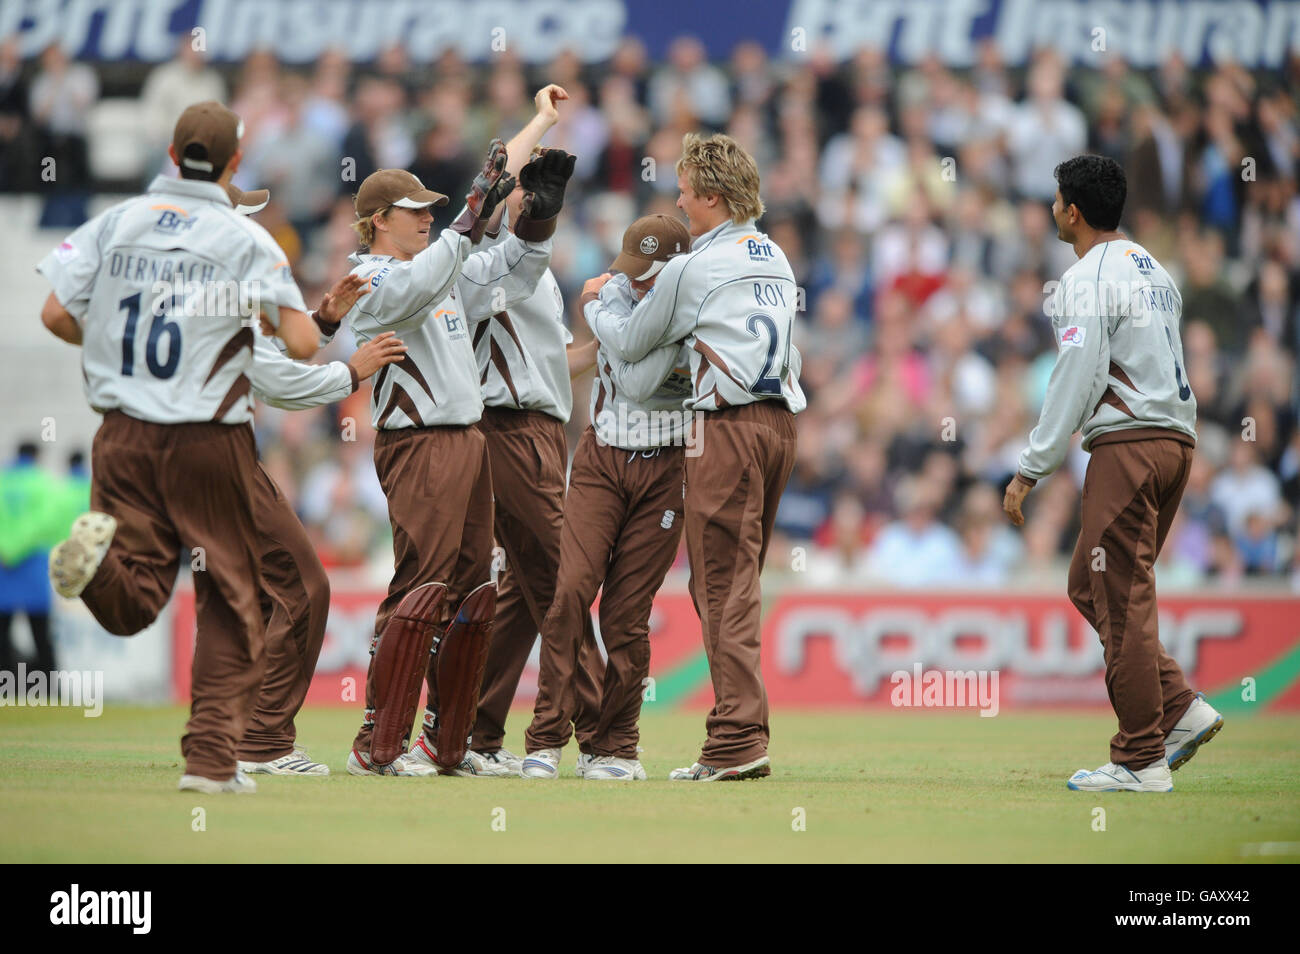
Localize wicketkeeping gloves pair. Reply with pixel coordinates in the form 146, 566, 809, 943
451, 139, 515, 244
450, 140, 577, 244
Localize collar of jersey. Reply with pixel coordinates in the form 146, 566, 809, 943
691, 218, 754, 251
347, 252, 395, 265
147, 174, 233, 207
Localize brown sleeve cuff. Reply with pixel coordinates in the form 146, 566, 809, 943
1014, 472, 1038, 488
348, 363, 360, 393
313, 311, 341, 337
512, 213, 557, 242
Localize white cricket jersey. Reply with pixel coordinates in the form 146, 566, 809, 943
473, 250, 573, 421
343, 223, 552, 429
588, 274, 693, 450
584, 219, 806, 414
1018, 240, 1198, 481
248, 331, 354, 411
35, 176, 306, 425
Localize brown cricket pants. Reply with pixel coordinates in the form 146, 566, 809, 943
236, 463, 331, 762
350, 424, 495, 757
685, 401, 797, 767
527, 427, 685, 756
80, 411, 266, 781
473, 407, 605, 753
1068, 428, 1198, 769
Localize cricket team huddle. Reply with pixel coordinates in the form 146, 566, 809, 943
37, 85, 805, 788
36, 81, 1222, 793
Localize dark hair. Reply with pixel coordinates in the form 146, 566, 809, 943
1054, 155, 1126, 231
17, 441, 38, 460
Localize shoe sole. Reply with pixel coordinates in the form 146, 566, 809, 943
521, 765, 558, 779
178, 775, 257, 794
1168, 717, 1224, 772
1066, 780, 1172, 792
672, 757, 772, 781
50, 513, 116, 598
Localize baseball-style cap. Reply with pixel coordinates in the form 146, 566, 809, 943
225, 183, 269, 215
611, 214, 691, 281
172, 101, 244, 177
355, 169, 449, 218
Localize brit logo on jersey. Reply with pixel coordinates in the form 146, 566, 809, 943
738, 234, 775, 261
1059, 325, 1086, 348
153, 207, 197, 234
1126, 249, 1155, 274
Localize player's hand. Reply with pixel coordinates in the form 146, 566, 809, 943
534, 84, 569, 124
258, 311, 276, 337
317, 274, 370, 325
518, 148, 576, 222
582, 273, 613, 299
1002, 474, 1034, 527
348, 332, 407, 380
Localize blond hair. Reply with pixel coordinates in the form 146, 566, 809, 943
675, 133, 764, 223
351, 206, 390, 248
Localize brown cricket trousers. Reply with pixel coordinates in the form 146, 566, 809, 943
685, 401, 797, 767
80, 411, 266, 780
527, 427, 685, 757
1067, 428, 1198, 769
351, 424, 495, 757
236, 463, 331, 762
472, 407, 605, 753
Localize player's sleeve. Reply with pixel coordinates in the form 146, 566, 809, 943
1017, 277, 1110, 481
584, 258, 693, 363
34, 215, 109, 322
244, 227, 309, 329
456, 233, 553, 323
607, 343, 682, 405
248, 333, 355, 410
351, 230, 470, 335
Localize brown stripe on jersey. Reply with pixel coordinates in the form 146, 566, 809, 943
692, 340, 749, 392
393, 353, 437, 405
212, 373, 251, 421
1092, 387, 1136, 420
378, 383, 425, 428
602, 361, 616, 401
1109, 361, 1141, 393
472, 321, 489, 351
696, 384, 730, 410
204, 327, 253, 386
373, 364, 389, 395
495, 312, 529, 364
489, 337, 521, 406
592, 379, 607, 421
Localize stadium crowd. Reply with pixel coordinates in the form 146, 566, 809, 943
2, 35, 1297, 590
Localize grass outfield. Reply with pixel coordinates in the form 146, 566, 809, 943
1, 705, 1297, 863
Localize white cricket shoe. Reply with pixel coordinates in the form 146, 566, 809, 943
575, 752, 593, 778
521, 748, 560, 779
1165, 693, 1224, 771
238, 748, 330, 776
178, 770, 257, 794
345, 747, 436, 777
668, 756, 771, 781
1066, 761, 1173, 792
584, 756, 646, 781
405, 735, 517, 777
49, 512, 117, 598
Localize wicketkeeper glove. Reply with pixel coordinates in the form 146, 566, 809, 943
514, 148, 576, 242
450, 139, 516, 244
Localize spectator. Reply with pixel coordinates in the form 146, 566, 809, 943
28, 43, 98, 225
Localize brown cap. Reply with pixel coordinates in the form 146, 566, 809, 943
172, 101, 243, 178
611, 214, 690, 280
225, 183, 269, 215
355, 169, 449, 218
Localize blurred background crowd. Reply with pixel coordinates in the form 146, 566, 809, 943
2, 34, 1297, 592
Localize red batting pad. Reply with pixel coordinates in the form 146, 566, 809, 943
434, 580, 497, 769
370, 582, 447, 767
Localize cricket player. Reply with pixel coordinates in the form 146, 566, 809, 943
460, 85, 605, 777
583, 134, 805, 780
522, 214, 692, 781
228, 185, 408, 777
339, 143, 576, 777
1002, 155, 1224, 793
37, 101, 320, 794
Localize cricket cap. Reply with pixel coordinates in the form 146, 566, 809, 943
355, 169, 449, 219
612, 214, 690, 281
225, 183, 269, 215
172, 101, 244, 178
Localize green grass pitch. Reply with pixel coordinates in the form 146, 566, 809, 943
1, 705, 1297, 863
